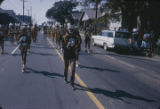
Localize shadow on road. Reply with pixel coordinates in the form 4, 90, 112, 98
30, 51, 56, 56
12, 54, 21, 56
25, 68, 64, 78
79, 65, 120, 73
0, 52, 10, 55
74, 83, 155, 103
31, 45, 54, 50
92, 51, 157, 62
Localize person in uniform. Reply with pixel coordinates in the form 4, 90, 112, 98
62, 25, 79, 88
74, 27, 82, 67
18, 28, 30, 72
32, 24, 38, 43
55, 25, 61, 49
27, 26, 32, 52
84, 27, 91, 53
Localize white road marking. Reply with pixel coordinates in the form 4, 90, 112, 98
11, 44, 20, 55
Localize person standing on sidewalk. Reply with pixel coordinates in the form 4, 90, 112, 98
0, 27, 4, 54
62, 25, 79, 89
157, 35, 160, 55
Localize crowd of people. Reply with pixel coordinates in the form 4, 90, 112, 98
2, 22, 160, 89
131, 28, 160, 56
0, 22, 93, 89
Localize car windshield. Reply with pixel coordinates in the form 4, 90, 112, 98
115, 32, 131, 39
102, 32, 113, 37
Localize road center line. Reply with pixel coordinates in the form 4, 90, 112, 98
47, 38, 105, 109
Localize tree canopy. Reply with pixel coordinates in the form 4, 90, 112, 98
105, 0, 160, 33
46, 1, 77, 25
0, 0, 4, 5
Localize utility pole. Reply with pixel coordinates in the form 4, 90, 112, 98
95, 0, 98, 34
30, 6, 32, 24
28, 9, 30, 24
23, 0, 24, 22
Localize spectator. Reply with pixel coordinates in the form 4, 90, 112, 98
157, 35, 160, 55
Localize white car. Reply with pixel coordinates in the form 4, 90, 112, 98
92, 30, 115, 50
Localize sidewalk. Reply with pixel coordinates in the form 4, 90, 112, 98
146, 55, 160, 62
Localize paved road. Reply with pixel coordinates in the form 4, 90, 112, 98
0, 32, 160, 109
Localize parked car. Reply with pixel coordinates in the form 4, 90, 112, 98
114, 31, 134, 51
92, 30, 115, 50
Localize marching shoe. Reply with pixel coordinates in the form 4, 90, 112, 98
22, 64, 25, 72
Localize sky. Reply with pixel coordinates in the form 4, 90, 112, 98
1, 0, 58, 24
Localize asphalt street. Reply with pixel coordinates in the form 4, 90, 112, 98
0, 32, 160, 109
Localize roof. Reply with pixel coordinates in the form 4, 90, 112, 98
72, 11, 84, 21
0, 8, 19, 23
17, 15, 31, 23
0, 8, 16, 17
82, 9, 102, 21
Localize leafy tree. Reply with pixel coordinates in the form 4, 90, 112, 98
105, 0, 160, 33
105, 0, 137, 31
0, 0, 4, 5
46, 1, 77, 25
85, 0, 103, 34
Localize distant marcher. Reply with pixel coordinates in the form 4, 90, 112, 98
27, 27, 32, 52
74, 28, 82, 67
84, 28, 91, 53
32, 24, 38, 43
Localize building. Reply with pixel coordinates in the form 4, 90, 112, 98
72, 11, 84, 26
0, 8, 19, 24
16, 15, 32, 24
82, 9, 102, 21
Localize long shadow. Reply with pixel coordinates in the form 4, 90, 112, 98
31, 46, 54, 49
92, 51, 156, 62
79, 50, 93, 55
74, 84, 155, 103
91, 51, 107, 55
79, 65, 120, 73
25, 68, 64, 78
107, 52, 157, 62
4, 44, 17, 47
12, 54, 21, 56
30, 51, 56, 56
0, 52, 10, 56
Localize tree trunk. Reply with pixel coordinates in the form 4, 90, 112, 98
95, 1, 98, 34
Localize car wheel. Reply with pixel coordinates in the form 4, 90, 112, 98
103, 43, 107, 51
